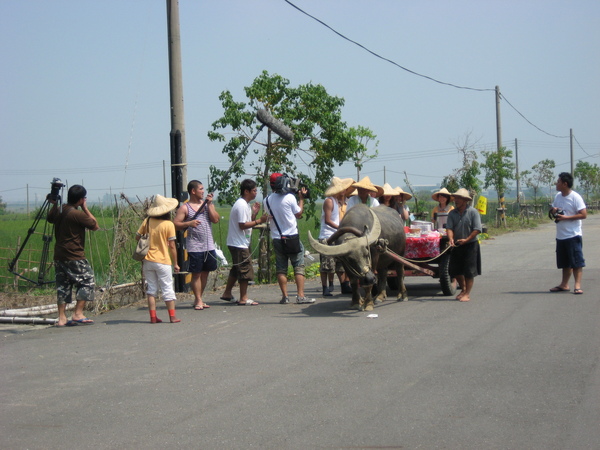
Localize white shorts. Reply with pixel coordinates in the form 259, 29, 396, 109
143, 260, 176, 301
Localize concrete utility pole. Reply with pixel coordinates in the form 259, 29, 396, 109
495, 86, 506, 227
515, 138, 520, 207
570, 128, 574, 177
167, 0, 188, 292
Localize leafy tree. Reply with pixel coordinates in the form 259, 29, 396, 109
482, 146, 516, 204
441, 132, 481, 197
0, 195, 6, 215
520, 159, 556, 204
207, 70, 377, 219
348, 125, 379, 180
574, 161, 600, 201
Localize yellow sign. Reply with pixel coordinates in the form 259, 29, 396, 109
475, 195, 487, 215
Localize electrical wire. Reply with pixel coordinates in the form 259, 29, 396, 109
282, 0, 493, 93
282, 0, 580, 142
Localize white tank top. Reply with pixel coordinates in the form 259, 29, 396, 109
319, 197, 340, 240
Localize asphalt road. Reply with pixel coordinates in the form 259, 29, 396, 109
2, 215, 599, 449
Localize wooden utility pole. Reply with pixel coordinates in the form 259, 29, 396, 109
167, 0, 188, 292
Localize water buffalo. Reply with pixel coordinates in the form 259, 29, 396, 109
308, 204, 407, 311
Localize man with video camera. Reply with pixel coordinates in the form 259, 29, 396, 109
264, 173, 315, 305
549, 172, 587, 295
47, 184, 99, 326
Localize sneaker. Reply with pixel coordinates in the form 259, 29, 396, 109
296, 296, 316, 304
280, 296, 290, 304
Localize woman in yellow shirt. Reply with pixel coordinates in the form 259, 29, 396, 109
136, 195, 181, 324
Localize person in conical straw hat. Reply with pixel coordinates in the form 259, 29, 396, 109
378, 183, 398, 208
392, 186, 412, 222
446, 188, 482, 302
346, 176, 383, 211
431, 187, 454, 230
137, 194, 182, 323
318, 177, 355, 296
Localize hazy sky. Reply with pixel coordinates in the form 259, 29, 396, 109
1, 0, 599, 204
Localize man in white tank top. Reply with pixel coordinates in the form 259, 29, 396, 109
318, 177, 354, 296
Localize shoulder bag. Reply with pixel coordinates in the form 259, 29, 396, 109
265, 196, 301, 255
133, 218, 150, 261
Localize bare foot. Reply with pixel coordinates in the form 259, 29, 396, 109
459, 295, 471, 302
170, 317, 181, 323
456, 291, 466, 300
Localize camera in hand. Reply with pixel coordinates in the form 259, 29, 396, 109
549, 208, 565, 223
272, 173, 311, 199
48, 177, 64, 201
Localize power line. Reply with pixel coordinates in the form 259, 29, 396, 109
499, 93, 569, 139
283, 0, 580, 141
283, 0, 493, 92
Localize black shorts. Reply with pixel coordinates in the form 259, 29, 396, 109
188, 251, 218, 274
556, 236, 585, 269
449, 241, 482, 279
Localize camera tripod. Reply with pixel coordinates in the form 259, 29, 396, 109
8, 196, 60, 286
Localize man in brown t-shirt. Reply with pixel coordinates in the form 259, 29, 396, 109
47, 185, 99, 326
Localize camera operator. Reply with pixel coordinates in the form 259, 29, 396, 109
47, 184, 99, 326
264, 173, 316, 305
549, 172, 587, 295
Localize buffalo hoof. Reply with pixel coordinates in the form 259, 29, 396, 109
364, 304, 374, 311
397, 296, 408, 302
349, 303, 361, 310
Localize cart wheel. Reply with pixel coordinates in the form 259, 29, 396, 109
439, 252, 457, 296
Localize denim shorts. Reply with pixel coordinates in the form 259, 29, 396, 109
272, 239, 305, 276
556, 236, 585, 269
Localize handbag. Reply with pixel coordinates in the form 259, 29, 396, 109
266, 196, 302, 255
132, 218, 150, 261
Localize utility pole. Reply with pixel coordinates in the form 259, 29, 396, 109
570, 128, 574, 178
167, 0, 188, 292
495, 86, 506, 227
515, 138, 520, 207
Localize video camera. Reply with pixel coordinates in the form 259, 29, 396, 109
549, 208, 564, 223
272, 173, 311, 199
48, 177, 64, 201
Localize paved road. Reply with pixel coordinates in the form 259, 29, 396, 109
2, 215, 599, 449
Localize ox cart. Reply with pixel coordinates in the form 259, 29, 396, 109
385, 231, 456, 296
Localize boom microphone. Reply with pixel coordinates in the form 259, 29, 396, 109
256, 109, 294, 141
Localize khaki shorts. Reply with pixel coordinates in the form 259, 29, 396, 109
227, 246, 254, 281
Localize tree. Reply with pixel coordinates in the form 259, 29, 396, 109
520, 159, 556, 204
441, 132, 481, 197
0, 195, 6, 215
481, 146, 516, 204
207, 70, 377, 219
574, 161, 600, 201
347, 125, 379, 180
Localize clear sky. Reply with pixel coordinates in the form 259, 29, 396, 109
1, 0, 599, 204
